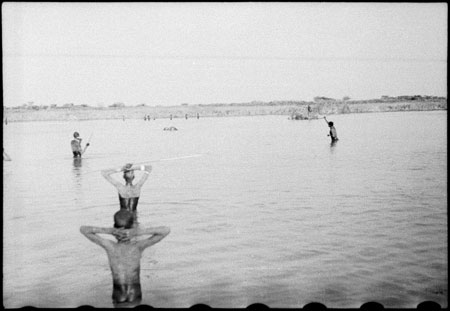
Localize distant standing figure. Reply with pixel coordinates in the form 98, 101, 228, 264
71, 132, 90, 158
197, 113, 199, 119
3, 148, 11, 161
80, 210, 170, 307
185, 114, 188, 120
323, 117, 338, 142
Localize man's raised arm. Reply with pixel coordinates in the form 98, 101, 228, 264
134, 164, 152, 188
80, 226, 117, 250
81, 142, 90, 155
135, 226, 170, 251
101, 164, 131, 187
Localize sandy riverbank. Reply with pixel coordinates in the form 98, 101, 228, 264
3, 99, 447, 122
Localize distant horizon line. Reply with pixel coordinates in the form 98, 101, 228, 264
3, 53, 446, 63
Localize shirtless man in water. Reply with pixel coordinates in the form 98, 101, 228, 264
101, 164, 152, 219
323, 116, 338, 143
80, 210, 170, 306
71, 132, 90, 157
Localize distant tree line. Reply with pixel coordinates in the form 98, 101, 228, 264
5, 95, 446, 110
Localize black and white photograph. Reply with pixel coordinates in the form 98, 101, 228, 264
2, 2, 447, 308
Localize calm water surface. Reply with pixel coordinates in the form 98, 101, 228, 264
3, 111, 447, 308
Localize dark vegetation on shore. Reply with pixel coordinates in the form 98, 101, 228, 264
3, 95, 447, 122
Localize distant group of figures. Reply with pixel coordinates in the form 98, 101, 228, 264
145, 113, 200, 121
142, 113, 201, 131
143, 115, 155, 121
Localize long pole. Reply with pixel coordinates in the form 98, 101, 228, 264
87, 132, 93, 144
134, 154, 203, 165
84, 154, 203, 174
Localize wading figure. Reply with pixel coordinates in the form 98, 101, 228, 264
71, 132, 90, 158
101, 163, 152, 220
80, 210, 170, 307
323, 117, 338, 143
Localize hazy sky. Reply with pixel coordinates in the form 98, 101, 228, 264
2, 2, 447, 107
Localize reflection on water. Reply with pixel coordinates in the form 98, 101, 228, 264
72, 157, 84, 206
2, 111, 447, 308
73, 157, 83, 169
330, 140, 338, 155
72, 157, 83, 185
113, 299, 142, 308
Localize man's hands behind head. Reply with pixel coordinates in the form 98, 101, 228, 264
122, 163, 133, 171
112, 227, 140, 242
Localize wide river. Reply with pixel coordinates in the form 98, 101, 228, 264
3, 111, 447, 308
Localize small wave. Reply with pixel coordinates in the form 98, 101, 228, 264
11, 216, 26, 220
80, 203, 117, 210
